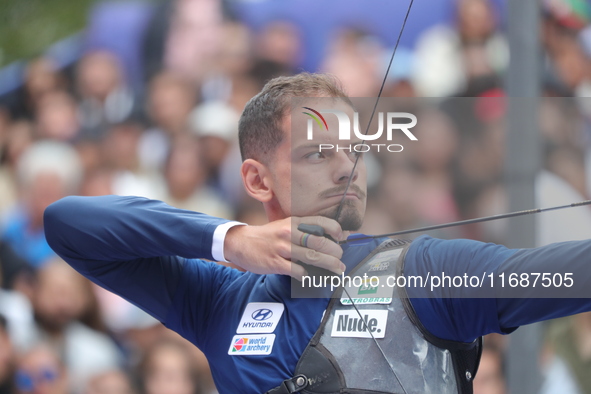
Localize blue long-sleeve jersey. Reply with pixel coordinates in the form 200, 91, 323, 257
44, 195, 591, 394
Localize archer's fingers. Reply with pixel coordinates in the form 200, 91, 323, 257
289, 262, 309, 282
292, 216, 346, 242
291, 232, 343, 260
291, 244, 345, 275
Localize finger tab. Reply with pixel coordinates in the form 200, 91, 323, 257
297, 224, 325, 236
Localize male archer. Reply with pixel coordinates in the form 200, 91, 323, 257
45, 73, 591, 394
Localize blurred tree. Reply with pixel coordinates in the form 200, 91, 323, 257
0, 0, 97, 67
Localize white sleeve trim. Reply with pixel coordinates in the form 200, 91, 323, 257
212, 221, 247, 262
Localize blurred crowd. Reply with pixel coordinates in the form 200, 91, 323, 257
1, 0, 591, 393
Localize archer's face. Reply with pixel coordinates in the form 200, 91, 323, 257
268, 100, 367, 230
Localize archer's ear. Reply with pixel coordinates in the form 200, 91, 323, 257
241, 159, 273, 203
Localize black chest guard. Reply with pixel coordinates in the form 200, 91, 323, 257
267, 239, 482, 394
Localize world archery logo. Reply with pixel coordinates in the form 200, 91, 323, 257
231, 337, 249, 352
228, 334, 276, 356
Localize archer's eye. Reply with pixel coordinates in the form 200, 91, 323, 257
304, 152, 325, 162
349, 148, 365, 161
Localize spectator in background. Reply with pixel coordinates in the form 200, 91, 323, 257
138, 72, 196, 174
255, 21, 302, 74
102, 122, 163, 200
162, 134, 232, 219
373, 161, 421, 235
450, 95, 506, 231
76, 50, 139, 140
549, 35, 591, 96
540, 313, 591, 394
464, 181, 507, 243
412, 0, 508, 97
201, 21, 254, 103
0, 315, 15, 394
380, 47, 417, 98
85, 370, 135, 394
0, 116, 30, 273
320, 29, 385, 97
2, 141, 81, 268
0, 238, 32, 291
0, 265, 35, 352
75, 138, 105, 179
14, 344, 68, 394
143, 0, 223, 85
0, 107, 10, 153
545, 143, 588, 199
137, 340, 202, 394
162, 0, 223, 85
35, 90, 80, 141
192, 20, 277, 112
189, 101, 238, 184
0, 120, 34, 213
543, 0, 591, 98
537, 100, 586, 200
80, 168, 115, 198
8, 57, 68, 121
147, 72, 195, 137
30, 258, 122, 393
473, 341, 506, 394
535, 167, 591, 392
406, 109, 460, 227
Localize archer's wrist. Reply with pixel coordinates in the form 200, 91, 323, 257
213, 221, 246, 262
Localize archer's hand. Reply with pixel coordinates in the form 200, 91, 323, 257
224, 217, 347, 281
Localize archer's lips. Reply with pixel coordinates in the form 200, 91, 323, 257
326, 193, 361, 200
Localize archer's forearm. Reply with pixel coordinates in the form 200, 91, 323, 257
44, 195, 231, 262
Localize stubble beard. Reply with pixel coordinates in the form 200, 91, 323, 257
321, 200, 364, 231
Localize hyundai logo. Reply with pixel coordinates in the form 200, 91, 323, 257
251, 309, 273, 321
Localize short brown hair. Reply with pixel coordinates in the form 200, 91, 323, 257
238, 73, 351, 162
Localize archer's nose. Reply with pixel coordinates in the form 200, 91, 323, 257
333, 150, 359, 184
